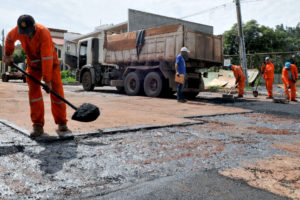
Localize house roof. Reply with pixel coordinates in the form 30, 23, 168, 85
52, 37, 64, 46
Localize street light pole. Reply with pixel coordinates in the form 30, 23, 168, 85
235, 0, 248, 86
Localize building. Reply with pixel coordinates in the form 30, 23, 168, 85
49, 28, 67, 69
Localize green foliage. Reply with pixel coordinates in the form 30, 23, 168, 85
12, 49, 26, 64
61, 70, 75, 79
207, 86, 224, 92
223, 20, 300, 73
61, 70, 76, 84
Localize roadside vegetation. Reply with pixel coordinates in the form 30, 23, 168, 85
223, 20, 300, 72
61, 70, 77, 84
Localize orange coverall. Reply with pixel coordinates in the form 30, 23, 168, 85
5, 24, 67, 127
282, 64, 298, 100
261, 62, 274, 98
232, 65, 246, 95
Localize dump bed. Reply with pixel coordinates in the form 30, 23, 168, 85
104, 24, 223, 66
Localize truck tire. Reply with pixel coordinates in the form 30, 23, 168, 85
144, 72, 163, 97
2, 74, 8, 82
124, 72, 142, 95
82, 71, 95, 91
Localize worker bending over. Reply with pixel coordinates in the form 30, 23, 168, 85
282, 62, 298, 102
228, 64, 246, 98
3, 15, 68, 137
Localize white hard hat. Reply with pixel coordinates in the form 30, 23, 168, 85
180, 47, 190, 53
265, 56, 270, 61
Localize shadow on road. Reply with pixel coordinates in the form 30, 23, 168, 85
192, 95, 300, 119
24, 140, 78, 175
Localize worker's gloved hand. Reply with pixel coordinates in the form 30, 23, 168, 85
2, 55, 13, 66
43, 82, 52, 93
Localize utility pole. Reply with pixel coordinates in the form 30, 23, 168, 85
235, 0, 248, 86
1, 29, 4, 73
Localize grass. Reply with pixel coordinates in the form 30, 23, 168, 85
61, 70, 77, 84
206, 86, 225, 92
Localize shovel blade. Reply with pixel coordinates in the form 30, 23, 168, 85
71, 103, 100, 122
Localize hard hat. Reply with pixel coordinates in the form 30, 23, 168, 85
285, 62, 291, 69
227, 64, 232, 69
265, 57, 270, 61
17, 15, 35, 34
180, 47, 190, 53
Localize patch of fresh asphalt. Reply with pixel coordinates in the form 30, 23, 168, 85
0, 111, 298, 199
99, 169, 289, 200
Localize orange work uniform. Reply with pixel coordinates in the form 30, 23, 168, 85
232, 65, 246, 95
282, 64, 298, 101
261, 62, 274, 98
5, 24, 67, 127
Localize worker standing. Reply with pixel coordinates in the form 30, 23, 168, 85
282, 62, 298, 102
175, 47, 190, 103
228, 64, 246, 98
3, 15, 68, 137
261, 57, 274, 99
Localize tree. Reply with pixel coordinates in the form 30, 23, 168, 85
12, 49, 26, 64
223, 20, 300, 72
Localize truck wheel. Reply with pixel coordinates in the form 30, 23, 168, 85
82, 71, 95, 91
124, 72, 142, 95
144, 72, 163, 97
2, 74, 8, 82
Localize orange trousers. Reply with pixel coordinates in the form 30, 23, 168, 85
265, 78, 273, 98
237, 77, 245, 95
26, 66, 67, 127
284, 81, 296, 100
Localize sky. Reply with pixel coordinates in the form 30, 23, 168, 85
0, 0, 299, 37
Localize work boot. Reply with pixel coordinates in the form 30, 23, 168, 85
58, 124, 69, 132
291, 99, 298, 102
236, 95, 243, 98
30, 126, 44, 137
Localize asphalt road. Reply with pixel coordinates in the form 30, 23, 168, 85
0, 86, 299, 199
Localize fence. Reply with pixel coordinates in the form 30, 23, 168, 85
224, 51, 300, 74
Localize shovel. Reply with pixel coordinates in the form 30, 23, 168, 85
222, 83, 238, 99
12, 63, 100, 122
253, 72, 262, 97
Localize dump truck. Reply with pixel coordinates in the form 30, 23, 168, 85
66, 24, 223, 98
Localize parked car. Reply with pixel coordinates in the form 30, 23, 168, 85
1, 63, 27, 83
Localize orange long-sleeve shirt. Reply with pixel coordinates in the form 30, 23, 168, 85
282, 64, 298, 85
232, 65, 246, 81
5, 23, 59, 82
261, 62, 274, 79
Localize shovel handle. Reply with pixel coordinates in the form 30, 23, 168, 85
11, 63, 78, 110
255, 72, 262, 91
